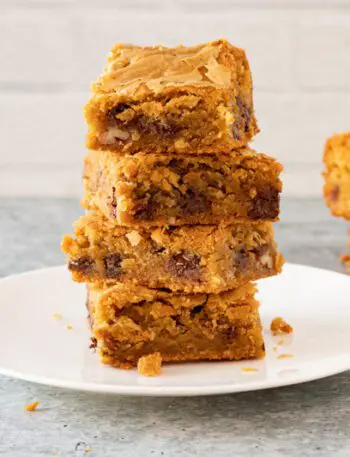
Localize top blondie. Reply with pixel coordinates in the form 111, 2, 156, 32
85, 39, 259, 154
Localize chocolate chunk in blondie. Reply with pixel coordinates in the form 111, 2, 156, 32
62, 211, 284, 293
83, 148, 282, 227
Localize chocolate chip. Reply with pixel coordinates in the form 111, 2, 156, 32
134, 203, 154, 221
232, 95, 252, 139
329, 185, 340, 202
137, 116, 179, 137
235, 249, 249, 270
109, 186, 118, 219
169, 158, 185, 176
232, 123, 240, 140
248, 186, 280, 220
167, 251, 201, 281
150, 242, 166, 254
106, 104, 130, 125
68, 257, 94, 273
238, 96, 251, 132
89, 337, 97, 350
190, 305, 203, 316
158, 287, 173, 293
164, 226, 177, 235
182, 189, 209, 215
103, 253, 123, 279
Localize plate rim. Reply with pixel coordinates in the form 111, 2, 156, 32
1, 262, 349, 397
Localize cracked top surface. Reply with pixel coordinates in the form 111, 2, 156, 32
93, 39, 248, 94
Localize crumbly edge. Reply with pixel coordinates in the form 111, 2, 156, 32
62, 211, 283, 292
83, 149, 282, 226
323, 132, 350, 218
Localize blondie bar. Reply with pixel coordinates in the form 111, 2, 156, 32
87, 282, 264, 369
62, 211, 283, 293
85, 39, 259, 155
83, 149, 282, 227
323, 132, 350, 219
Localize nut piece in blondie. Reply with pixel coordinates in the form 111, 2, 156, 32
62, 211, 283, 293
83, 148, 282, 227
87, 282, 265, 369
85, 39, 259, 154
323, 132, 350, 219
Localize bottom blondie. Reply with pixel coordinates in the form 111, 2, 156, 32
87, 282, 264, 369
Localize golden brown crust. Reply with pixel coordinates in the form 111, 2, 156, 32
83, 148, 282, 227
323, 132, 350, 219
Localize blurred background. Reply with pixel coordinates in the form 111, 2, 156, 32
0, 0, 350, 198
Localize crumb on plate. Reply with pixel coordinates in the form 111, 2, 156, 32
24, 401, 40, 412
277, 353, 294, 359
241, 367, 258, 373
270, 317, 293, 335
137, 352, 162, 377
277, 339, 284, 345
341, 253, 350, 274
66, 325, 73, 330
52, 313, 63, 320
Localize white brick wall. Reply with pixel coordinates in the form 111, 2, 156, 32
0, 0, 349, 197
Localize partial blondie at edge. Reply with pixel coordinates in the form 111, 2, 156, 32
87, 282, 265, 369
83, 148, 282, 227
323, 132, 350, 219
85, 39, 259, 155
62, 211, 284, 293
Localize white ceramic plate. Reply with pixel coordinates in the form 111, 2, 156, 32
0, 263, 349, 396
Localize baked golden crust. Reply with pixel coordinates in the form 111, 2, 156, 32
83, 148, 282, 227
62, 211, 283, 293
85, 39, 259, 154
323, 132, 350, 219
87, 282, 265, 369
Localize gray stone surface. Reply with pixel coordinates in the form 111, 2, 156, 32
0, 198, 349, 457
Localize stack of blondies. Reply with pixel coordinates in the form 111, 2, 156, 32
62, 39, 283, 373
323, 132, 350, 271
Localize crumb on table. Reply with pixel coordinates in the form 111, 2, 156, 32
24, 401, 40, 412
270, 317, 293, 335
66, 325, 73, 330
137, 352, 162, 377
277, 353, 294, 359
52, 313, 63, 320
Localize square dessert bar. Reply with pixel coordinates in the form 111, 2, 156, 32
83, 148, 282, 227
62, 211, 283, 293
85, 39, 259, 155
323, 132, 350, 219
87, 282, 265, 369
